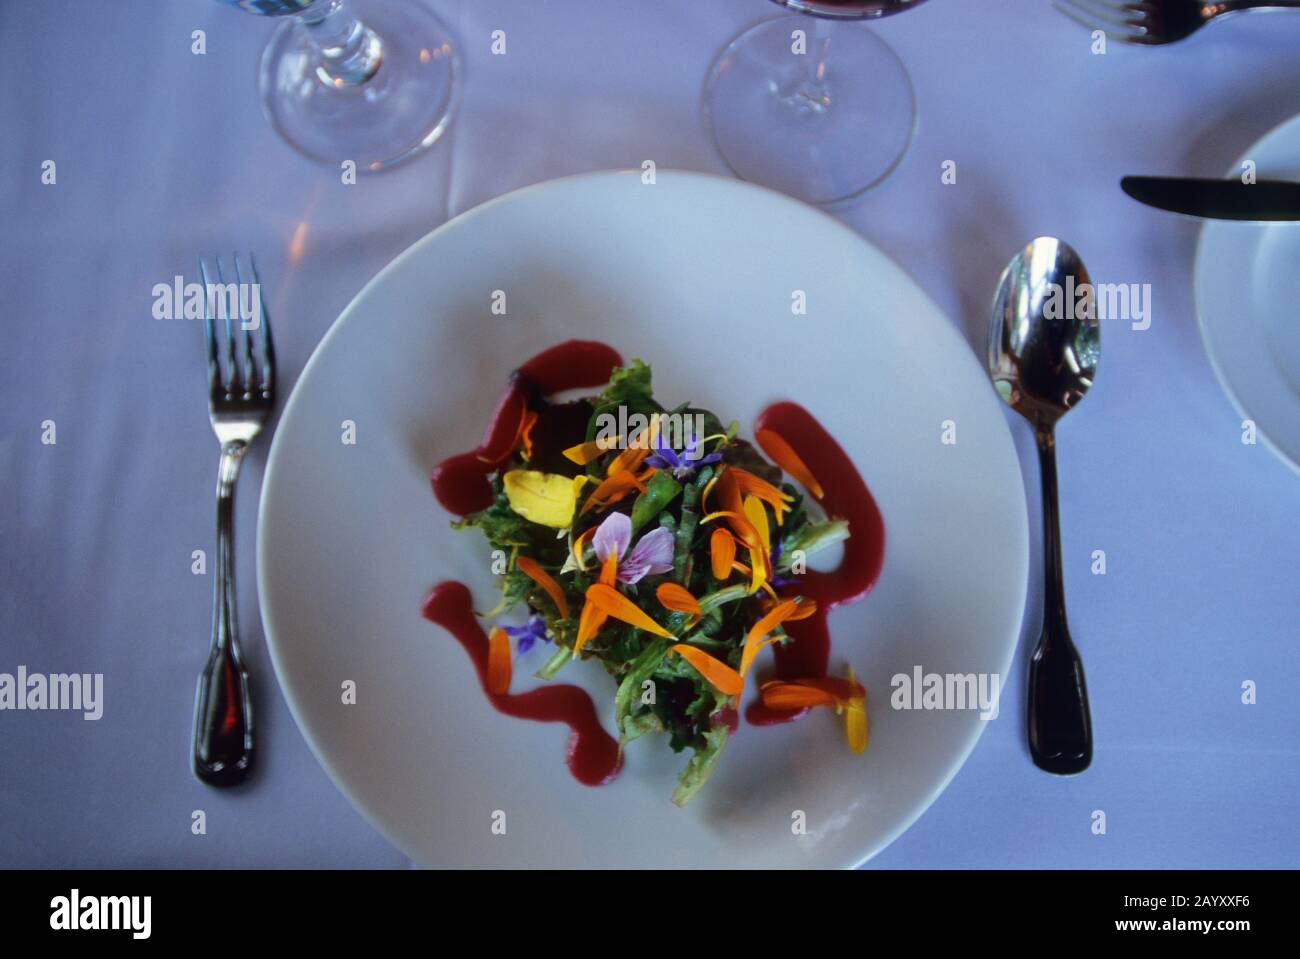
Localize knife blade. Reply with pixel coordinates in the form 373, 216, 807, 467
1121, 176, 1300, 221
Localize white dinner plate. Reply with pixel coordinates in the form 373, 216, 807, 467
1196, 113, 1300, 475
258, 170, 1028, 868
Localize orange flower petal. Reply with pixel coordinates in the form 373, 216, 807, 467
756, 428, 824, 499
717, 468, 745, 517
656, 582, 702, 620
519, 410, 539, 461
585, 583, 672, 638
669, 644, 744, 696
761, 595, 818, 621
759, 682, 838, 710
740, 597, 803, 676
487, 627, 511, 695
607, 442, 651, 477
739, 633, 781, 677
710, 527, 736, 580
598, 548, 619, 586
580, 470, 647, 514
573, 600, 608, 657
700, 510, 762, 551
730, 467, 795, 522
786, 675, 865, 701
515, 556, 569, 620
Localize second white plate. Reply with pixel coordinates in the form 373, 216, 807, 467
1196, 113, 1300, 475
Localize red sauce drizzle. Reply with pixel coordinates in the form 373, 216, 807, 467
422, 341, 885, 785
421, 582, 621, 785
744, 402, 886, 726
430, 340, 623, 515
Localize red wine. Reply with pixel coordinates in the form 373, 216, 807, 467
778, 0, 929, 18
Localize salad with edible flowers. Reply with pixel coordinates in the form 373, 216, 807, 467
453, 360, 864, 804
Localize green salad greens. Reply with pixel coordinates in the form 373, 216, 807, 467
454, 360, 854, 804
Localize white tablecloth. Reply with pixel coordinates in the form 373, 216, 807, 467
2, 0, 1298, 867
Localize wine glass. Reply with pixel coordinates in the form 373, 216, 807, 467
220, 0, 458, 172
703, 1, 927, 205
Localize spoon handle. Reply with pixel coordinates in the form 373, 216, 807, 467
1028, 428, 1092, 775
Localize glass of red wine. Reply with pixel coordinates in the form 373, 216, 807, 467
704, 0, 927, 205
220, 0, 458, 171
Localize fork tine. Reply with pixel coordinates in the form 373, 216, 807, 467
244, 252, 275, 397
215, 255, 240, 396
1077, 0, 1141, 14
1053, 0, 1145, 39
198, 256, 222, 395
233, 252, 258, 395
1057, 0, 1140, 29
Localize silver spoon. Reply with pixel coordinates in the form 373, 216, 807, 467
990, 237, 1096, 775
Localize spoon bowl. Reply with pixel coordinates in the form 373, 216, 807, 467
990, 237, 1099, 427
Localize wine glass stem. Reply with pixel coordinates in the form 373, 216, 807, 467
299, 0, 382, 86
799, 17, 833, 111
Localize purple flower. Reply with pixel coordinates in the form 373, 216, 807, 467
505, 613, 549, 655
644, 431, 722, 480
591, 511, 674, 584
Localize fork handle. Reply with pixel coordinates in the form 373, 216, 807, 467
193, 440, 254, 786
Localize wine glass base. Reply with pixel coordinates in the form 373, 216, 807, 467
703, 15, 916, 205
259, 0, 458, 171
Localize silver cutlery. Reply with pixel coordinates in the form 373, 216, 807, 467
990, 238, 1096, 776
193, 253, 276, 787
1122, 175, 1300, 220
1055, 0, 1300, 45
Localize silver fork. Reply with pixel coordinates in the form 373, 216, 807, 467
1055, 0, 1300, 44
193, 253, 276, 787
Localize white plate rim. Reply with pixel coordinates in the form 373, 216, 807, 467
256, 168, 1029, 868
1194, 113, 1300, 478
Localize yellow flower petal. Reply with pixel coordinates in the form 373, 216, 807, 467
742, 495, 770, 550
742, 495, 771, 594
845, 666, 868, 754
503, 470, 586, 529
571, 526, 596, 571
563, 435, 622, 465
